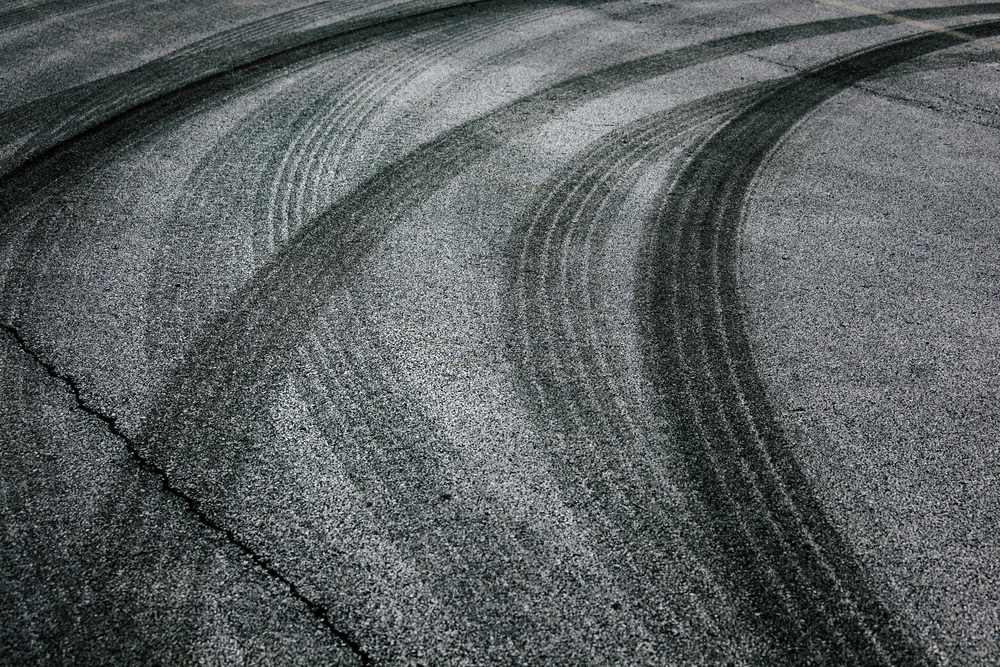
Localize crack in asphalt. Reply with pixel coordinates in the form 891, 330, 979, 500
0, 321, 374, 667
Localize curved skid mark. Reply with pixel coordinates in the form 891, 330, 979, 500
645, 19, 1000, 664
144, 7, 559, 373
6, 3, 1000, 662
0, 0, 511, 177
503, 86, 789, 661
6, 1, 1000, 206
263, 14, 516, 245
139, 19, 997, 654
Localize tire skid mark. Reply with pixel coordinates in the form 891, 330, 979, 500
3, 1, 584, 366
570, 132, 706, 470
527, 91, 766, 437
644, 20, 1000, 665
138, 11, 1000, 662
0, 0, 577, 380
6, 1, 998, 230
504, 86, 787, 663
144, 40, 403, 365
0, 0, 112, 32
6, 1, 1000, 182
258, 5, 564, 252
0, 59, 309, 330
298, 305, 469, 660
165, 277, 650, 664
159, 6, 541, 248
4, 0, 997, 267
1, 4, 988, 662
515, 89, 765, 485
258, 9, 530, 237
0, 0, 486, 177
652, 75, 884, 667
257, 27, 473, 247
139, 114, 499, 537
0, 0, 603, 179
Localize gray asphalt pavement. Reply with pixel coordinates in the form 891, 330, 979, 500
2, 1, 998, 664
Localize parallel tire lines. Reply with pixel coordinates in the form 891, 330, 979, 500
254, 4, 571, 252
140, 2, 1000, 461
644, 21, 1000, 665
0, 0, 527, 177
4, 2, 1000, 664
147, 8, 549, 364
140, 12, 1000, 665
504, 86, 786, 664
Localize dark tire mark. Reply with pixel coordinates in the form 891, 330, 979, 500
0, 0, 552, 178
133, 10, 1000, 664
504, 84, 783, 663
134, 3, 1000, 448
0, 0, 111, 32
5, 1, 1000, 183
4, 2, 1000, 663
284, 303, 646, 665
643, 20, 1000, 665
144, 4, 560, 384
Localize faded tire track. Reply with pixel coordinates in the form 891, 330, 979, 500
2, 1, 1000, 664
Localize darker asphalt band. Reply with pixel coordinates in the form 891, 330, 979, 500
644, 19, 1000, 666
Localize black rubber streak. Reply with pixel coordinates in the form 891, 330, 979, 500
4, 1, 1000, 663
0, 0, 491, 177
503, 85, 783, 663
146, 17, 998, 661
643, 20, 1000, 666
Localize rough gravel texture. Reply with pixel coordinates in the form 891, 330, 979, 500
2, 0, 999, 665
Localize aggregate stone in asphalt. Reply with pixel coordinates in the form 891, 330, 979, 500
1, 0, 998, 664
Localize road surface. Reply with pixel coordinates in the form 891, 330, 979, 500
1, 0, 999, 664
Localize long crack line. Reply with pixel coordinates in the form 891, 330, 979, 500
1, 321, 373, 667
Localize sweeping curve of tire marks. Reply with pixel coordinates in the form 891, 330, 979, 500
128, 10, 1000, 664
5, 2, 1000, 665
5, 0, 1000, 196
138, 2, 1000, 447
6, 2, 998, 664
503, 84, 785, 664
5, 1, 999, 241
144, 3, 570, 373
0, 0, 499, 177
642, 20, 1000, 665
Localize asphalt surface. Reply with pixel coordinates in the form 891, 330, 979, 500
1, 0, 999, 664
